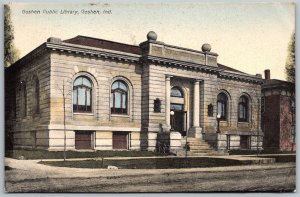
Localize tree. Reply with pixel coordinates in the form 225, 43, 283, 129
4, 4, 20, 67
285, 32, 295, 83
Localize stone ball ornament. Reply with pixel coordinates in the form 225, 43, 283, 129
147, 31, 158, 41
201, 43, 211, 52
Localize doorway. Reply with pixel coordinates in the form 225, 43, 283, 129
171, 103, 187, 136
170, 86, 187, 136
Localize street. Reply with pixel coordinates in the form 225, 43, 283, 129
4, 158, 296, 192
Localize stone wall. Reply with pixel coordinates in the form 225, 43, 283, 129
48, 51, 143, 150
5, 52, 51, 150
50, 51, 142, 126
215, 77, 262, 135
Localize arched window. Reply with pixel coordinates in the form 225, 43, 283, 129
73, 76, 92, 113
171, 87, 183, 98
217, 93, 228, 120
238, 96, 248, 122
111, 80, 128, 114
34, 77, 40, 114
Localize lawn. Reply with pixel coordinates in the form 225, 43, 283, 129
5, 149, 169, 160
39, 157, 250, 169
228, 149, 295, 155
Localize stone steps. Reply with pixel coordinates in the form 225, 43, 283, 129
190, 152, 221, 156
185, 137, 223, 156
189, 149, 216, 153
188, 145, 211, 149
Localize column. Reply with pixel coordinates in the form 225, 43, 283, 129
193, 80, 200, 127
165, 75, 171, 128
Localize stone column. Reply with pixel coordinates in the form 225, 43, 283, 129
193, 80, 200, 127
189, 79, 202, 138
165, 75, 172, 129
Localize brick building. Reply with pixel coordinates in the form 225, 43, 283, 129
261, 69, 296, 151
5, 31, 264, 154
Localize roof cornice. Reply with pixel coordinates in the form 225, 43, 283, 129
7, 38, 264, 85
143, 55, 263, 84
218, 71, 264, 84
46, 42, 140, 63
6, 43, 48, 71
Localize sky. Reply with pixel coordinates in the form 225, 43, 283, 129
9, 1, 295, 80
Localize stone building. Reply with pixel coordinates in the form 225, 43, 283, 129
261, 69, 296, 151
5, 31, 264, 154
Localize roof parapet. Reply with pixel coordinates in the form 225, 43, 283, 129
140, 31, 218, 67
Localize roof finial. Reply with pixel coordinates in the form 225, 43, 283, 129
201, 43, 211, 52
147, 31, 157, 41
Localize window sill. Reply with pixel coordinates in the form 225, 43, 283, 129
111, 114, 129, 118
73, 112, 94, 116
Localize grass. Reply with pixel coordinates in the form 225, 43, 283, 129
38, 154, 296, 169
228, 149, 295, 155
5, 149, 170, 160
39, 157, 249, 169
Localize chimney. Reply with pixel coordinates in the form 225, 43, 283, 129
264, 69, 270, 80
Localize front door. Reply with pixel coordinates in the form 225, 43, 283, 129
75, 131, 92, 149
171, 104, 186, 136
174, 111, 187, 136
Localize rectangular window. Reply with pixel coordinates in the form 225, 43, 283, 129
240, 136, 250, 149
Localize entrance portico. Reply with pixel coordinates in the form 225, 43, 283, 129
165, 75, 202, 138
